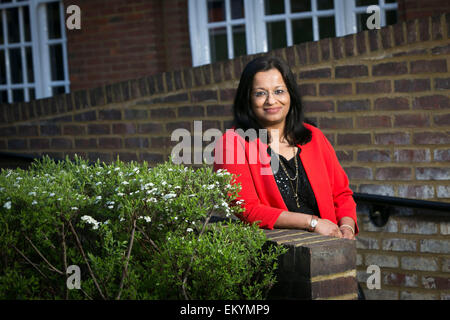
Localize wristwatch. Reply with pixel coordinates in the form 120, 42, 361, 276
308, 215, 319, 232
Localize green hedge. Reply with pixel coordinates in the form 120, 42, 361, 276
0, 156, 285, 300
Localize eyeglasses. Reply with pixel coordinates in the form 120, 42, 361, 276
251, 89, 288, 99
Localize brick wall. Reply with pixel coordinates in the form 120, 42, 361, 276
356, 206, 449, 299
64, 0, 191, 91
265, 229, 358, 300
398, 0, 450, 21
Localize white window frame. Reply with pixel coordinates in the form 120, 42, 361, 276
189, 0, 398, 67
0, 0, 70, 104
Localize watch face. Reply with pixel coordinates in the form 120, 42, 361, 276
311, 219, 318, 228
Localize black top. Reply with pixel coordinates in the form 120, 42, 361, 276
268, 146, 320, 217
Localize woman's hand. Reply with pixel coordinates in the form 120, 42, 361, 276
340, 226, 356, 240
315, 219, 343, 238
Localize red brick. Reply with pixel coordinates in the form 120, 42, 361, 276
433, 114, 450, 126
124, 137, 149, 148
178, 106, 204, 117
394, 114, 430, 127
191, 90, 218, 102
337, 133, 371, 145
357, 150, 391, 162
299, 68, 331, 79
434, 149, 450, 161
150, 108, 177, 119
372, 62, 407, 76
394, 149, 431, 162
413, 132, 450, 144
75, 138, 97, 149
356, 116, 391, 128
374, 132, 411, 145
410, 59, 447, 74
112, 123, 137, 135
413, 95, 449, 110
319, 117, 353, 129
206, 105, 232, 117
298, 84, 316, 96
98, 109, 122, 120
343, 167, 373, 180
356, 80, 391, 94
137, 122, 164, 134
416, 167, 450, 180
98, 137, 122, 149
303, 100, 334, 112
319, 83, 352, 96
435, 78, 450, 90
335, 65, 368, 78
374, 97, 409, 110
124, 109, 148, 120
88, 124, 110, 135
51, 138, 73, 150
375, 167, 413, 181
219, 88, 236, 102
394, 79, 431, 92
337, 100, 370, 112
30, 138, 50, 149
63, 125, 86, 135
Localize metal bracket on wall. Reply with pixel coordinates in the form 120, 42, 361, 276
368, 204, 393, 228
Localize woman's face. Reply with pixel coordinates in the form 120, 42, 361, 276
250, 68, 291, 132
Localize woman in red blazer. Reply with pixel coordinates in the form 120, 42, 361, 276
213, 56, 358, 240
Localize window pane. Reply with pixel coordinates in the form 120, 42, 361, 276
317, 0, 334, 10
0, 91, 7, 104
52, 86, 65, 95
0, 13, 3, 44
47, 1, 62, 39
291, 0, 311, 13
49, 44, 64, 81
13, 89, 24, 102
267, 21, 287, 50
29, 88, 35, 100
0, 50, 5, 84
208, 0, 225, 22
26, 46, 34, 82
386, 9, 397, 25
209, 27, 228, 63
232, 25, 246, 57
356, 13, 371, 32
10, 48, 23, 84
265, 0, 284, 15
231, 0, 244, 19
319, 16, 335, 39
356, 0, 379, 7
23, 5, 31, 42
7, 8, 20, 43
292, 19, 313, 44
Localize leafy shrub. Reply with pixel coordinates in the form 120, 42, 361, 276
0, 156, 286, 300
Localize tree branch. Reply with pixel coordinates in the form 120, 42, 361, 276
115, 214, 137, 300
25, 235, 64, 275
63, 216, 106, 300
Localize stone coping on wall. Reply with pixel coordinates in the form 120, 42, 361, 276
264, 229, 357, 300
0, 13, 448, 125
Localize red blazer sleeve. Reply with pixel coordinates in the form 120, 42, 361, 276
213, 131, 284, 229
320, 132, 359, 234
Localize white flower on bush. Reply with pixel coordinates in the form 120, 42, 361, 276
81, 215, 100, 230
49, 193, 55, 197
186, 228, 193, 233
32, 200, 38, 205
163, 193, 176, 200
117, 192, 124, 197
28, 191, 36, 196
138, 216, 152, 223
95, 182, 102, 186
3, 201, 12, 210
71, 207, 78, 210
122, 181, 129, 185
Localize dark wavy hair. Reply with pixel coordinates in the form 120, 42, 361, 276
232, 55, 313, 146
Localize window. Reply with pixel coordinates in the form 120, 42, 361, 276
0, 0, 69, 104
189, 0, 398, 66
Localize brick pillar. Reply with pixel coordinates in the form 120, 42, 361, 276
265, 229, 358, 300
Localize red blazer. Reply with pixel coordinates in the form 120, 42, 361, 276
213, 123, 358, 233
